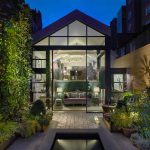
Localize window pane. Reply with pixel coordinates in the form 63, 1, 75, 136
69, 37, 86, 45
32, 74, 46, 82
32, 59, 46, 68
69, 21, 86, 36
51, 27, 67, 36
32, 83, 46, 92
113, 83, 124, 92
114, 74, 123, 82
50, 37, 67, 45
87, 27, 104, 36
87, 37, 105, 45
35, 37, 49, 46
33, 51, 46, 59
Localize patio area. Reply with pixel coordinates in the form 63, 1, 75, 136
8, 111, 137, 150
50, 111, 102, 129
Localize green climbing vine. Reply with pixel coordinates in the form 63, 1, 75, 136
0, 11, 32, 121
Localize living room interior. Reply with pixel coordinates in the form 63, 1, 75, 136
32, 49, 105, 112
51, 49, 105, 111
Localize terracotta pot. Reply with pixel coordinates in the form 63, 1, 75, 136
122, 128, 136, 137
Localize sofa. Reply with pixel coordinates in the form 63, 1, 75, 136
64, 92, 90, 105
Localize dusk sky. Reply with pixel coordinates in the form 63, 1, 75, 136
25, 0, 126, 28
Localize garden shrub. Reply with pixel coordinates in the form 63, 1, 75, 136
130, 133, 150, 150
36, 110, 53, 131
30, 100, 46, 116
0, 122, 19, 143
111, 108, 136, 128
19, 119, 41, 138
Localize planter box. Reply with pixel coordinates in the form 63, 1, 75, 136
122, 128, 137, 137
0, 135, 17, 150
110, 122, 122, 133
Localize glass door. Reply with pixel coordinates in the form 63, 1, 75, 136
86, 50, 105, 112
52, 50, 86, 111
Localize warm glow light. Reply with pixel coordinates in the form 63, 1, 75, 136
94, 116, 100, 124
93, 87, 100, 92
57, 87, 63, 93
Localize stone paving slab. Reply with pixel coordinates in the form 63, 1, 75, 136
50, 111, 102, 129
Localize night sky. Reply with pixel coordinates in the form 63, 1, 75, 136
25, 0, 126, 28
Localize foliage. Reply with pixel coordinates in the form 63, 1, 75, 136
111, 108, 138, 128
36, 109, 53, 131
30, 100, 46, 116
0, 122, 19, 143
123, 92, 133, 100
0, 10, 32, 121
19, 119, 41, 138
130, 97, 150, 140
130, 133, 150, 150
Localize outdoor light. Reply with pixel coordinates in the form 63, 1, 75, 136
94, 116, 100, 124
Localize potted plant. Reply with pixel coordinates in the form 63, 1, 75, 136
110, 108, 137, 135
121, 113, 137, 137
110, 108, 124, 132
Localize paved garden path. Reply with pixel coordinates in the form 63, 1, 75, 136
50, 111, 102, 128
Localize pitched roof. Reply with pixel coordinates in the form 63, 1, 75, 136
32, 9, 110, 44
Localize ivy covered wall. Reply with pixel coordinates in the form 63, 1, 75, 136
0, 9, 32, 121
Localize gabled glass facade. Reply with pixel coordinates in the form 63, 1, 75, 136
35, 21, 105, 46
32, 19, 108, 112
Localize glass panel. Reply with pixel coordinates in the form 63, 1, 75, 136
114, 74, 123, 82
32, 59, 46, 68
87, 27, 104, 36
113, 83, 124, 92
50, 37, 67, 45
87, 37, 105, 45
32, 83, 46, 92
69, 37, 86, 45
33, 51, 46, 59
87, 50, 105, 112
51, 27, 67, 36
35, 37, 49, 46
32, 74, 46, 82
33, 93, 46, 102
53, 50, 86, 111
69, 21, 86, 36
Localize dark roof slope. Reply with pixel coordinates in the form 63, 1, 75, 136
32, 9, 110, 44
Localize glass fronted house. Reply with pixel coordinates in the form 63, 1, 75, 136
32, 10, 112, 112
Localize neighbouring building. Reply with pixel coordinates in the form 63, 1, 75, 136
23, 4, 43, 34
126, 0, 142, 33
117, 6, 126, 33
111, 0, 150, 102
30, 9, 42, 34
142, 0, 150, 27
31, 10, 111, 112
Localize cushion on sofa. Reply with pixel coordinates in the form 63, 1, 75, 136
79, 92, 86, 98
